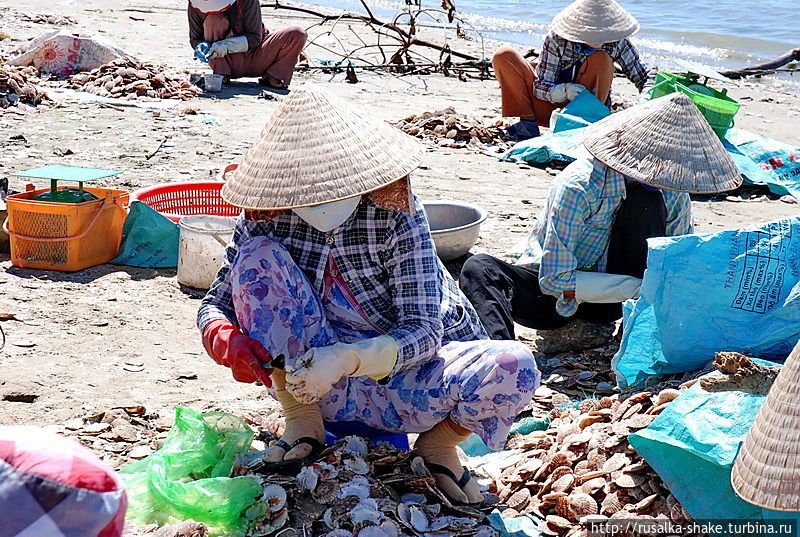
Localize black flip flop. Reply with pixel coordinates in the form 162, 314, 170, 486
425, 462, 482, 506
260, 436, 325, 475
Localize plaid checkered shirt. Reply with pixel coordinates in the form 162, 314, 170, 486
198, 196, 488, 373
518, 159, 694, 317
534, 32, 650, 102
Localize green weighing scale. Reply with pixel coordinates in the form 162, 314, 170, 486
650, 58, 740, 140
11, 165, 124, 203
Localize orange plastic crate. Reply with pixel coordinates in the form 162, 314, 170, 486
4, 185, 129, 271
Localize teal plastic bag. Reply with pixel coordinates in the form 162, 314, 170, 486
119, 407, 262, 536
613, 217, 800, 388
502, 128, 590, 164
552, 90, 610, 133
629, 377, 799, 531
111, 200, 179, 268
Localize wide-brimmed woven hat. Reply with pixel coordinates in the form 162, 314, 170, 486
189, 0, 236, 14
731, 342, 800, 511
222, 84, 423, 210
550, 0, 639, 45
582, 93, 742, 193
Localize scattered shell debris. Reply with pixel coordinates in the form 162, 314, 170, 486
487, 387, 691, 537
233, 435, 501, 537
394, 108, 512, 152
67, 57, 201, 100
0, 65, 48, 107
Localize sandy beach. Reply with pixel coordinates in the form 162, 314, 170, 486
1, 1, 799, 534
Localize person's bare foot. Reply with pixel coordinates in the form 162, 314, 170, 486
414, 419, 483, 504
264, 389, 325, 462
258, 74, 288, 89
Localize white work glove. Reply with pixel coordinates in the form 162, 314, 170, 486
574, 271, 642, 303
549, 83, 585, 103
208, 35, 249, 59
285, 336, 399, 404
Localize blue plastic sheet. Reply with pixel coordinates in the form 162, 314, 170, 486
612, 217, 800, 388
111, 201, 179, 268
487, 509, 541, 537
629, 378, 800, 531
502, 125, 800, 200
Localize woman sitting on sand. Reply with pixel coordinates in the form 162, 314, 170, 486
493, 0, 650, 140
198, 85, 540, 504
188, 0, 307, 89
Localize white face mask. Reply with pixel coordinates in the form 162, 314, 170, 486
293, 196, 361, 232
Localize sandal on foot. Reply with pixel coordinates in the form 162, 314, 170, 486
258, 75, 288, 90
260, 436, 325, 475
425, 462, 482, 506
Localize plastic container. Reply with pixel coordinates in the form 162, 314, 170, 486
132, 181, 240, 223
177, 215, 236, 289
204, 73, 224, 93
649, 71, 740, 140
3, 185, 129, 271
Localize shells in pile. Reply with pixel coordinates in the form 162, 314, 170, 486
394, 107, 511, 151
234, 435, 500, 537
494, 388, 693, 536
0, 65, 48, 107
67, 57, 200, 100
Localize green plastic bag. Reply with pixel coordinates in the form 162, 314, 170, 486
629, 374, 800, 533
119, 407, 262, 535
111, 200, 179, 268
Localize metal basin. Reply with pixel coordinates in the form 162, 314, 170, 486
423, 201, 487, 261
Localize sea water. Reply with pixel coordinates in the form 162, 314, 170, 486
303, 0, 799, 87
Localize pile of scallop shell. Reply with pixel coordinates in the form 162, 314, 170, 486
235, 435, 499, 537
491, 389, 693, 537
394, 108, 511, 151
67, 57, 200, 100
0, 65, 48, 106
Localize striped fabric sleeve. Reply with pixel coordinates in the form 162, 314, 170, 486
664, 191, 694, 236
197, 216, 256, 331
537, 179, 587, 318
613, 39, 650, 92
533, 34, 565, 102
383, 204, 445, 373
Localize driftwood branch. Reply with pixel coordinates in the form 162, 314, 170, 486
721, 47, 800, 79
262, 0, 479, 61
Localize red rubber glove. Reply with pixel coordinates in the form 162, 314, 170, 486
202, 320, 273, 386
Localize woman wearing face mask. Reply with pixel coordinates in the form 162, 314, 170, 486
492, 0, 651, 140
198, 85, 539, 505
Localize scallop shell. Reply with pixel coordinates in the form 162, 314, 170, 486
397, 504, 429, 532
355, 526, 392, 537
566, 493, 598, 520
345, 456, 371, 475
314, 481, 341, 504
586, 450, 607, 470
600, 491, 626, 516
550, 452, 572, 470
541, 491, 568, 506
623, 414, 656, 430
324, 530, 353, 537
614, 473, 644, 489
507, 488, 531, 511
596, 397, 615, 409
573, 460, 592, 475
546, 514, 572, 530
343, 435, 369, 455
551, 393, 572, 407
551, 473, 576, 493
297, 465, 319, 491
340, 477, 371, 500
621, 403, 644, 420
647, 402, 671, 415
410, 456, 432, 477
578, 399, 599, 413
551, 465, 573, 480
580, 477, 607, 495
262, 484, 287, 513
602, 453, 631, 473
633, 494, 659, 513
578, 414, 605, 430
655, 388, 680, 406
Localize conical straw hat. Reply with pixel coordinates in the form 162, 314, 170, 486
582, 93, 742, 193
731, 342, 800, 511
550, 0, 639, 45
222, 84, 423, 210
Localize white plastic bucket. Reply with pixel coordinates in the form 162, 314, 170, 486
177, 215, 236, 289
203, 73, 224, 93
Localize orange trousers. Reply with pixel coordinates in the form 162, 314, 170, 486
205, 14, 307, 84
492, 46, 614, 127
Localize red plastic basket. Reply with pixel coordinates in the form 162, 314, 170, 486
131, 181, 240, 223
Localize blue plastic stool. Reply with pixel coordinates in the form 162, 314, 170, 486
323, 420, 409, 450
